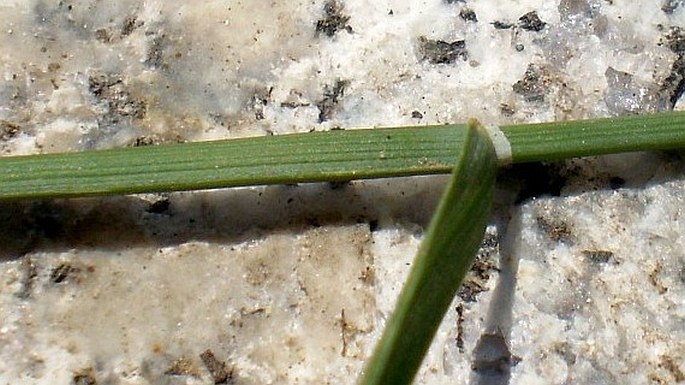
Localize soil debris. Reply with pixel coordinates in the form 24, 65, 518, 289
73, 368, 97, 385
0, 120, 20, 141
582, 250, 617, 265
459, 8, 478, 22
50, 263, 80, 284
513, 63, 550, 102
661, 0, 684, 14
518, 11, 547, 32
121, 15, 143, 37
89, 73, 147, 121
316, 79, 349, 122
492, 21, 514, 29
315, 0, 352, 37
165, 357, 198, 377
659, 27, 685, 107
418, 36, 468, 64
536, 215, 573, 243
200, 350, 232, 384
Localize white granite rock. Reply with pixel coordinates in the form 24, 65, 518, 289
0, 1, 684, 384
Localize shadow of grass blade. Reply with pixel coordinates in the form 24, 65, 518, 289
359, 122, 497, 385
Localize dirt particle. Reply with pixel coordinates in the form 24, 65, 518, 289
89, 73, 147, 121
94, 28, 111, 43
492, 21, 514, 30
499, 103, 515, 116
513, 63, 550, 102
145, 33, 169, 69
72, 368, 96, 385
659, 355, 685, 382
662, 26, 685, 53
552, 342, 577, 365
0, 120, 20, 140
50, 263, 80, 284
16, 256, 38, 299
518, 11, 547, 32
649, 262, 668, 294
121, 16, 142, 37
455, 304, 465, 353
582, 250, 617, 264
252, 87, 272, 121
536, 215, 573, 243
245, 258, 271, 286
316, 79, 349, 122
199, 350, 232, 384
659, 27, 685, 107
662, 55, 685, 108
418, 36, 468, 64
459, 8, 478, 22
315, 0, 352, 37
457, 231, 499, 302
661, 0, 684, 14
340, 309, 349, 356
133, 135, 162, 147
458, 280, 487, 302
165, 357, 198, 377
411, 110, 423, 119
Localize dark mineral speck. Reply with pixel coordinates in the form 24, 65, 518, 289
518, 11, 547, 32
200, 350, 232, 384
513, 64, 550, 102
459, 8, 478, 22
315, 0, 352, 37
661, 0, 684, 14
492, 21, 514, 30
316, 79, 349, 122
73, 370, 97, 385
418, 36, 468, 64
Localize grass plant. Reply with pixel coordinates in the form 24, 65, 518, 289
1, 112, 684, 200
1, 111, 685, 384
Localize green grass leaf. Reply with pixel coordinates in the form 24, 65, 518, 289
503, 111, 685, 162
0, 125, 467, 200
359, 121, 498, 385
1, 112, 684, 200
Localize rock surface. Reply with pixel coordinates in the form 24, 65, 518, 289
0, 1, 684, 384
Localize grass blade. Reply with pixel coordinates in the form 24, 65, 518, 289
502, 111, 685, 163
358, 121, 498, 385
0, 111, 684, 200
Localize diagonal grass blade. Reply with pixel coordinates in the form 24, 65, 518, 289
359, 121, 498, 385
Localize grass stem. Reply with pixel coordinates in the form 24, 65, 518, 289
0, 112, 684, 200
